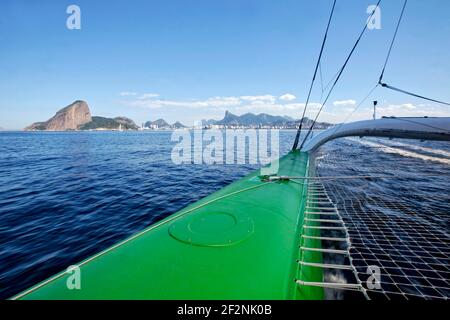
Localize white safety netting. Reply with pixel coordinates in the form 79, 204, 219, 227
314, 137, 450, 300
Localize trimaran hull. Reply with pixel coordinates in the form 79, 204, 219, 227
13, 151, 324, 300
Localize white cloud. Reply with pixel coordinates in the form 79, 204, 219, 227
279, 93, 296, 101
379, 103, 416, 112
121, 92, 327, 120
126, 96, 242, 109
138, 93, 160, 99
325, 102, 450, 123
120, 89, 450, 124
240, 95, 276, 103
206, 96, 242, 107
333, 99, 357, 107
376, 103, 445, 118
233, 102, 322, 116
120, 91, 138, 96
115, 87, 450, 127
249, 100, 267, 106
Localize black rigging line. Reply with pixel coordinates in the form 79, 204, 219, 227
380, 83, 450, 106
292, 0, 337, 151
379, 0, 408, 84
298, 0, 383, 150
322, 68, 340, 95
378, 0, 450, 106
330, 83, 379, 135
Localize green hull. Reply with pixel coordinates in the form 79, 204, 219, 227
14, 151, 323, 300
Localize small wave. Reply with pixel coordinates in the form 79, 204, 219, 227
374, 140, 450, 158
353, 139, 450, 165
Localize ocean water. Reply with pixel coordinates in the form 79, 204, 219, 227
0, 131, 449, 299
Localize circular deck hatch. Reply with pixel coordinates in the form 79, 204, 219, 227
168, 212, 254, 247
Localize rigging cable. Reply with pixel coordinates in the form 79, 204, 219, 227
292, 0, 337, 151
298, 0, 383, 150
328, 83, 379, 135
380, 83, 450, 106
378, 0, 408, 84
378, 0, 450, 106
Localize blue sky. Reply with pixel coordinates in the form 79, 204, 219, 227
1, 0, 449, 129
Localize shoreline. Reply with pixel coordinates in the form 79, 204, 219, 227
1, 128, 329, 133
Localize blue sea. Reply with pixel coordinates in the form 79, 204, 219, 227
0, 131, 449, 299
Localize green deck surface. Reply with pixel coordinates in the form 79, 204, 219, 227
14, 151, 323, 300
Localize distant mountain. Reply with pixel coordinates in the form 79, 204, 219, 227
25, 100, 92, 131
172, 121, 187, 129
217, 110, 241, 126
215, 111, 293, 127
283, 115, 296, 122
113, 117, 139, 130
144, 119, 187, 129
144, 119, 170, 129
25, 101, 331, 131
208, 111, 332, 129
79, 116, 139, 130
201, 119, 219, 126
25, 100, 139, 131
